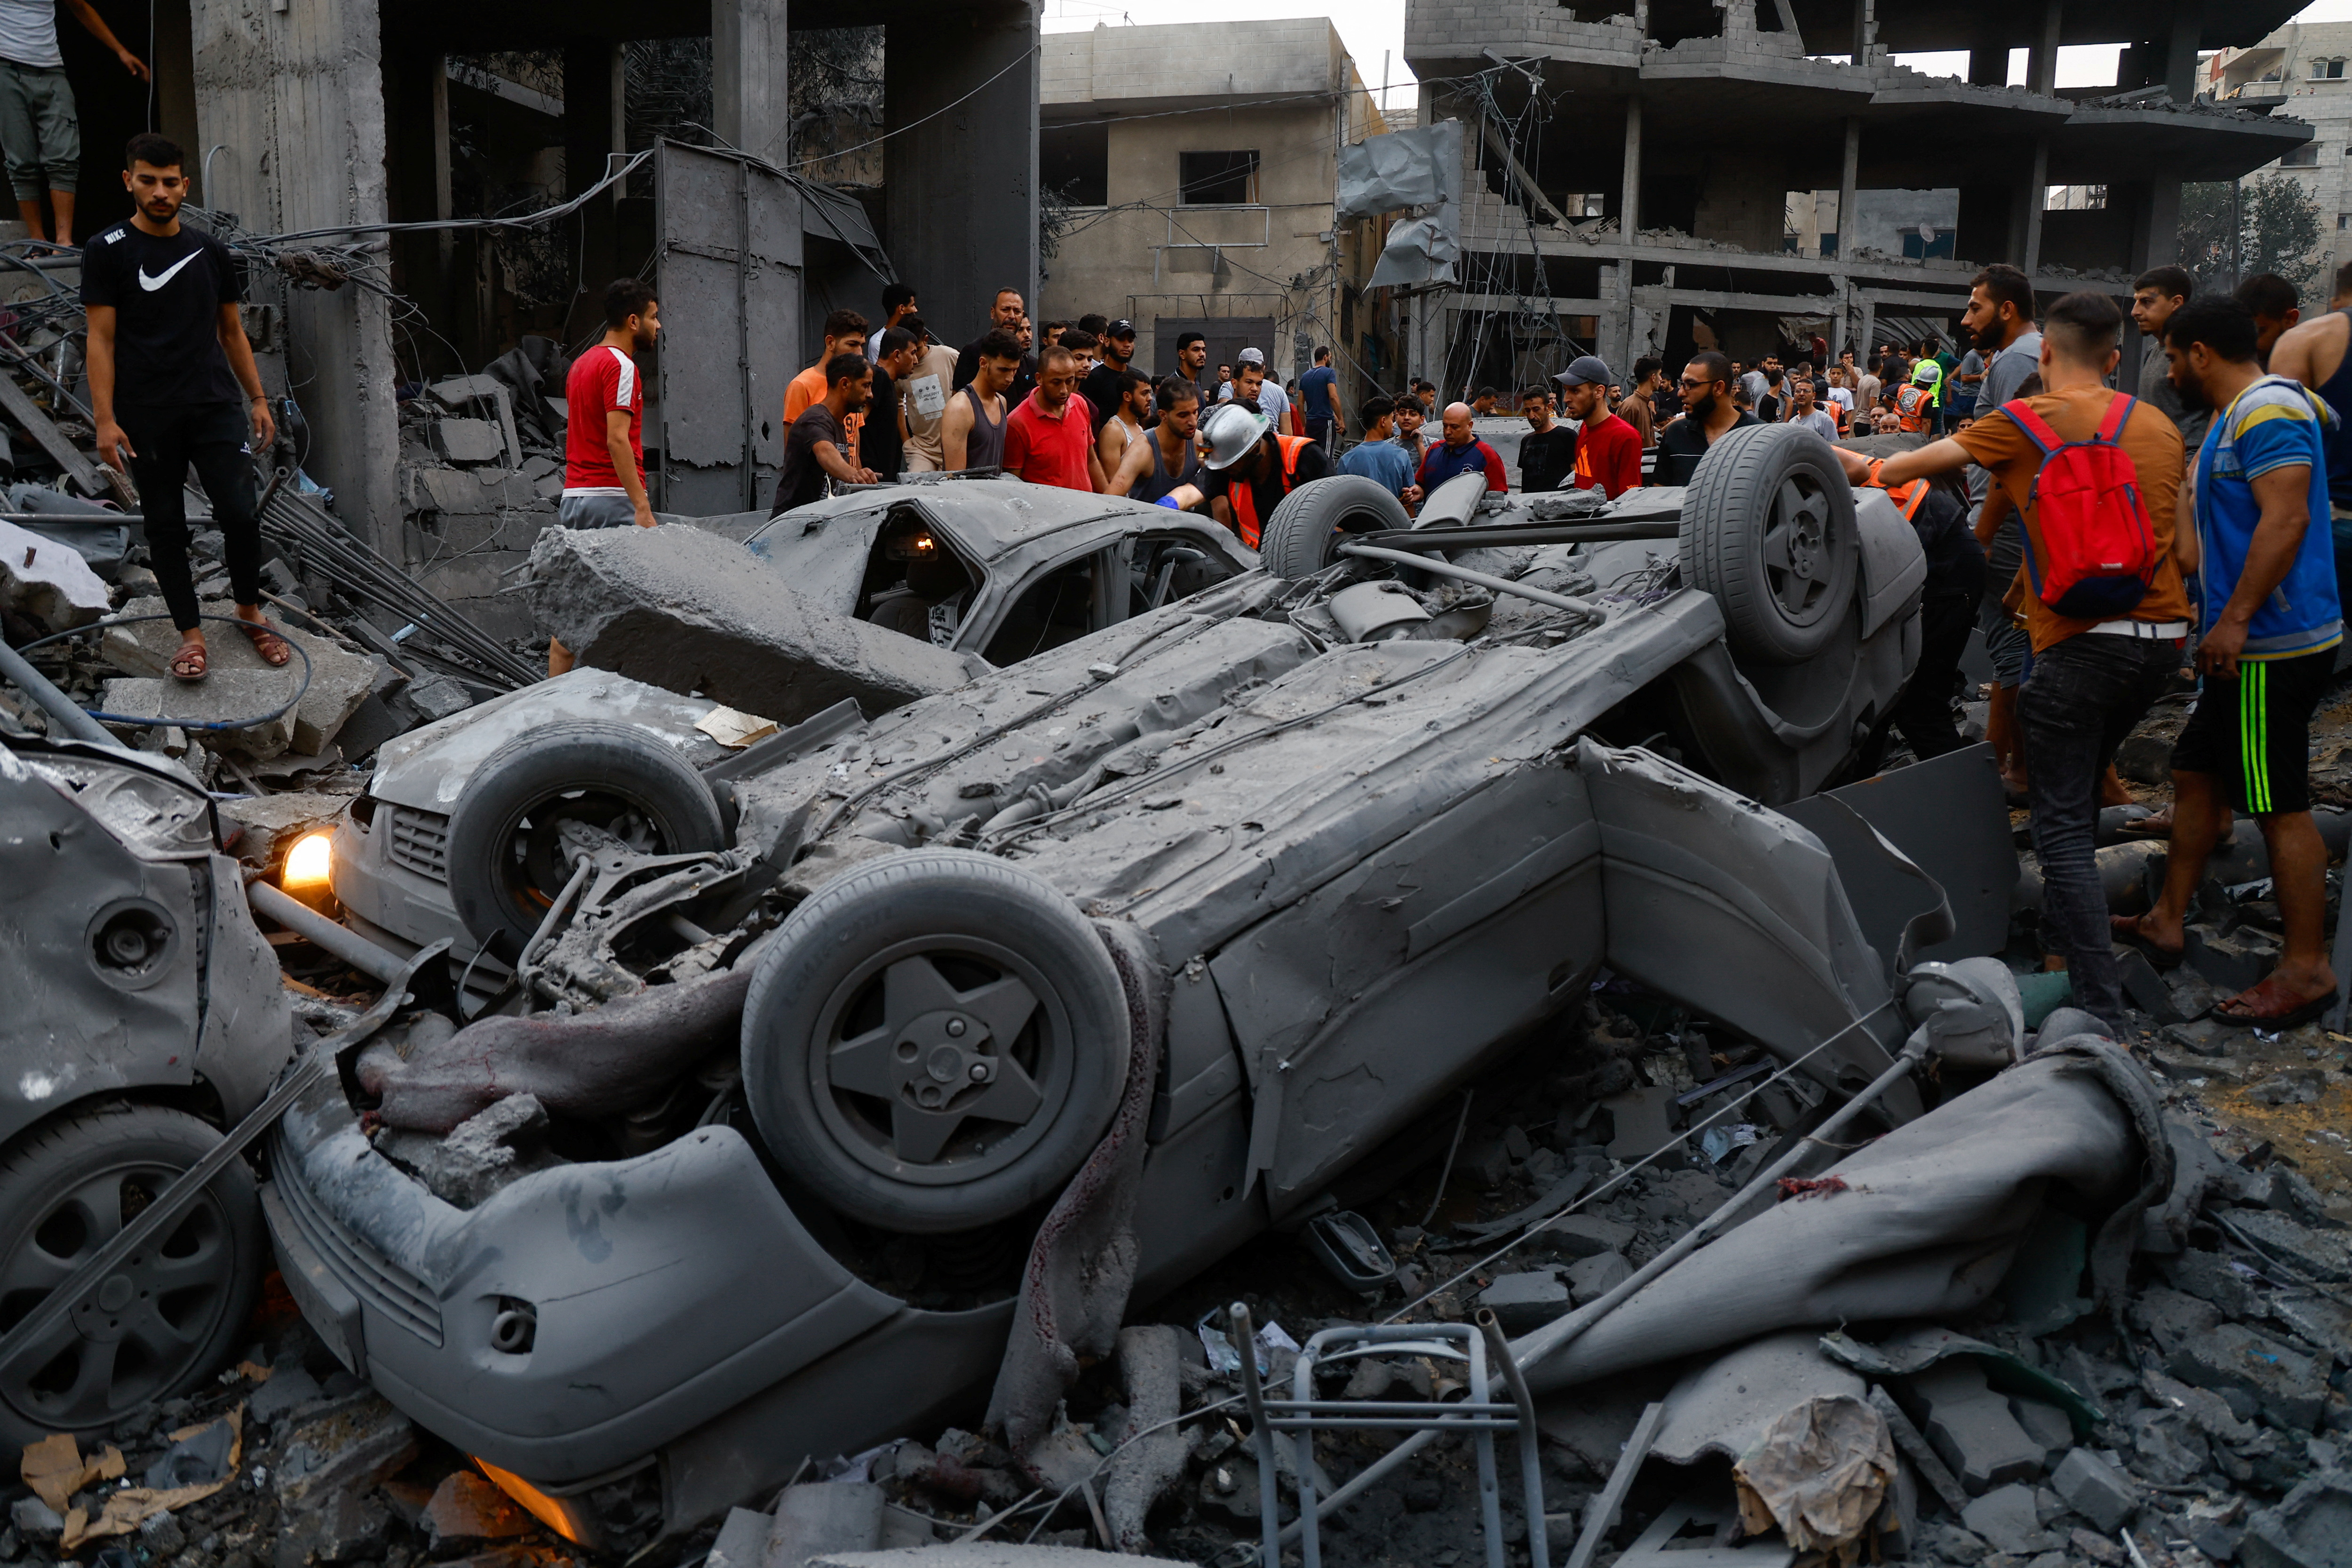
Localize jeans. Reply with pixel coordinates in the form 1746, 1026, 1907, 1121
0, 61, 76, 199
1891, 571, 1987, 758
2017, 632, 2180, 1024
123, 402, 262, 632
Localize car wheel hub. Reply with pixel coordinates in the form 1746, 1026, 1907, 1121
1762, 477, 1837, 623
5, 1167, 233, 1427
815, 945, 1066, 1179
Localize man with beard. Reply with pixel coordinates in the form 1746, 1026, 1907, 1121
1960, 262, 2045, 803
1001, 344, 1109, 492
771, 351, 877, 515
1110, 375, 1206, 507
2130, 266, 2203, 450
2239, 273, 2301, 367
1868, 291, 2191, 1027
1654, 350, 1759, 485
1556, 356, 1641, 497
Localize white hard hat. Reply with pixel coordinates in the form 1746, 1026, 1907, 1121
1199, 402, 1270, 470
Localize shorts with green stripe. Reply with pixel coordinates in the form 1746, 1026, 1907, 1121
2170, 649, 2335, 816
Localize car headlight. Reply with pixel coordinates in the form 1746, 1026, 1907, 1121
282, 830, 333, 888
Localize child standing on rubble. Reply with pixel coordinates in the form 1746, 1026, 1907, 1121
85, 132, 281, 683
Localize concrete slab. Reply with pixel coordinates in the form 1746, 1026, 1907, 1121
1603, 1085, 1677, 1160
101, 672, 297, 761
763, 1483, 883, 1568
2240, 1468, 2352, 1568
2170, 1323, 2329, 1432
1479, 1271, 1571, 1333
217, 791, 350, 868
102, 597, 375, 753
526, 523, 972, 724
0, 517, 109, 632
437, 418, 503, 465
2049, 1447, 2137, 1533
1907, 1361, 2045, 1492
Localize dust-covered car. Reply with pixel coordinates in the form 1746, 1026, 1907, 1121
0, 733, 291, 1445
267, 424, 1978, 1536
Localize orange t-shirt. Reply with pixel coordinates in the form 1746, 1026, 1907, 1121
1950, 385, 2193, 653
783, 363, 863, 460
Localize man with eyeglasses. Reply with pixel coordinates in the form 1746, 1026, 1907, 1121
1654, 351, 1760, 486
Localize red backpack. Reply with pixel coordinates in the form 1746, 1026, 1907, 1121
1999, 393, 2160, 620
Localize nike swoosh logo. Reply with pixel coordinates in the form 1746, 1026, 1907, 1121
138, 254, 199, 291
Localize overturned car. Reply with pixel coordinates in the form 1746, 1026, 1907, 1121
270, 424, 1990, 1535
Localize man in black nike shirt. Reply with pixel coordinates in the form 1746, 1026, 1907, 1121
83, 132, 279, 682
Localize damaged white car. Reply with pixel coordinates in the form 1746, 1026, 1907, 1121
262, 425, 2007, 1538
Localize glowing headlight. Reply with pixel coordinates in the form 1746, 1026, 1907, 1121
282, 830, 333, 888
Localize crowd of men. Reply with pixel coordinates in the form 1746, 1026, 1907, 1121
548, 264, 2352, 1039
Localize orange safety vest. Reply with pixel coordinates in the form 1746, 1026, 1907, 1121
1894, 383, 1934, 433
1226, 434, 1313, 550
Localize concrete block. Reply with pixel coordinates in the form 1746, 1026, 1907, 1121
406, 674, 476, 723
2172, 1323, 2330, 1432
2241, 1468, 2352, 1568
430, 374, 507, 410
422, 1470, 536, 1544
528, 523, 972, 725
2272, 1292, 2352, 1364
437, 417, 503, 464
2009, 1397, 2073, 1455
1959, 1483, 2045, 1555
417, 546, 529, 603
247, 1363, 324, 1425
2231, 1210, 2352, 1282
0, 517, 108, 632
101, 597, 375, 753
2049, 1448, 2137, 1533
1909, 1361, 2045, 1492
1479, 1271, 1570, 1333
415, 466, 495, 515
1523, 1212, 1636, 1260
2129, 1284, 2222, 1357
1563, 1249, 1630, 1305
103, 673, 296, 760
707, 1508, 770, 1568
271, 1392, 419, 1510
763, 1482, 884, 1568
1603, 1085, 1677, 1159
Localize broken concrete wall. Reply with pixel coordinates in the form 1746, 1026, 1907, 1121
525, 523, 973, 723
192, 0, 399, 562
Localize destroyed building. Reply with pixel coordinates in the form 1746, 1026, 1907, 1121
1038, 19, 1398, 403
1397, 0, 2313, 388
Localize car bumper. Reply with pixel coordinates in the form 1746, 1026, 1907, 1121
263, 1071, 918, 1484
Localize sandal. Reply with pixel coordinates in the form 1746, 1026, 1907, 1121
168, 642, 207, 682
2109, 918, 2184, 971
2211, 976, 2339, 1032
238, 619, 293, 668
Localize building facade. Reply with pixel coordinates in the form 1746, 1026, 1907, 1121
1038, 20, 1394, 404
2212, 22, 2352, 285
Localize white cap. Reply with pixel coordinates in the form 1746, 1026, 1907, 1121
1237, 347, 1265, 366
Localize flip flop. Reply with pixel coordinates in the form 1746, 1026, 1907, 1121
2211, 978, 2338, 1032
2110, 920, 2185, 971
168, 642, 207, 682
238, 619, 293, 668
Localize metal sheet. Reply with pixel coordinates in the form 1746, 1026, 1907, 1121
656, 142, 807, 514
1335, 121, 1463, 218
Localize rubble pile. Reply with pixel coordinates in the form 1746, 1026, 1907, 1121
394, 339, 572, 645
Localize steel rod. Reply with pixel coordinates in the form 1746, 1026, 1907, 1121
0, 635, 123, 748
1356, 520, 1681, 549
247, 878, 412, 985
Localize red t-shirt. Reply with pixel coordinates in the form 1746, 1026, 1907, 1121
1573, 413, 1642, 499
1002, 390, 1096, 490
564, 344, 644, 493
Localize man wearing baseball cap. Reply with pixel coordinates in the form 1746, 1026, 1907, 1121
1230, 345, 1291, 430
1555, 355, 1642, 498
1081, 318, 1142, 435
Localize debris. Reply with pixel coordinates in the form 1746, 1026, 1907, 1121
1959, 1481, 2050, 1555
143, 1414, 237, 1488
436, 418, 504, 465
707, 1507, 771, 1568
1101, 1327, 1185, 1555
2240, 1468, 2352, 1568
20, 1433, 125, 1514
1904, 1358, 2049, 1492
1563, 1250, 1630, 1305
525, 523, 974, 724
99, 670, 299, 759
2050, 1447, 2140, 1533
1478, 1271, 1571, 1333
1601, 1085, 1676, 1159
62, 1409, 245, 1549
246, 1363, 325, 1425
390, 1092, 561, 1207
2226, 1208, 2352, 1281
1777, 1174, 1850, 1200
270, 1393, 418, 1512
763, 1481, 887, 1565
1731, 1393, 1899, 1554
0, 516, 108, 631
102, 595, 377, 753
695, 702, 781, 749
422, 1471, 537, 1545
8, 1499, 60, 1541
1868, 1383, 1970, 1518
217, 791, 350, 868
2169, 1322, 2330, 1431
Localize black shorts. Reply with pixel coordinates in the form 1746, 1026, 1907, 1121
2170, 649, 2336, 816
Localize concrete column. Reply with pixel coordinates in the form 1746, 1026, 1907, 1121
564, 40, 620, 334
2028, 1, 2062, 97
191, 0, 398, 559
1849, 0, 1872, 60
2020, 138, 2049, 279
1967, 39, 2006, 88
886, 3, 1039, 349
1833, 116, 1858, 261
711, 0, 788, 167
2128, 179, 2185, 271
1613, 95, 1641, 374
2162, 0, 2202, 101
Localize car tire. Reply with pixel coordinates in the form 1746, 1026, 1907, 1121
445, 720, 726, 960
1679, 422, 1859, 665
0, 1103, 263, 1448
740, 849, 1131, 1235
1255, 475, 1411, 581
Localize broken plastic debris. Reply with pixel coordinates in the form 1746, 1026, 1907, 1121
1731, 1393, 1899, 1554
1778, 1175, 1850, 1200
1700, 1123, 1759, 1164
1195, 1311, 1298, 1376
59, 1408, 244, 1550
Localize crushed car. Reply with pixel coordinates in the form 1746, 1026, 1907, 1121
259, 422, 2009, 1537
0, 728, 293, 1445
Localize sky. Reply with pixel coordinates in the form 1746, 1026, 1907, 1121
1040, 0, 2351, 105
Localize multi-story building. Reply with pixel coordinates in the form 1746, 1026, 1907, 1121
2212, 22, 2352, 284
1400, 0, 2310, 394
1038, 20, 1397, 402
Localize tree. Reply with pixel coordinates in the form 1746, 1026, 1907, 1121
2179, 175, 2326, 300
